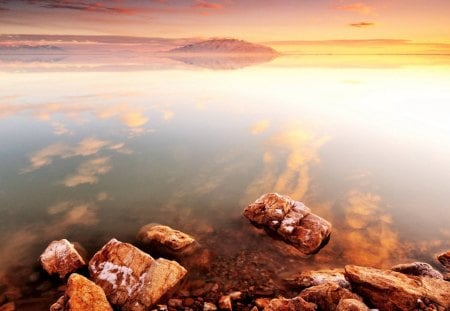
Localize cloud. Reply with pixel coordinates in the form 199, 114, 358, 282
349, 22, 375, 28
23, 137, 126, 172
242, 126, 329, 204
63, 157, 112, 187
51, 121, 72, 136
193, 0, 224, 10
250, 119, 270, 135
36, 0, 137, 15
335, 2, 374, 15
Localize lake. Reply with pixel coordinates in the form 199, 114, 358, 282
0, 53, 449, 309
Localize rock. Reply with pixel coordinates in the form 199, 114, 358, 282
183, 297, 195, 307
50, 273, 112, 311
287, 269, 350, 289
219, 295, 232, 310
228, 291, 242, 300
137, 224, 199, 256
243, 193, 331, 255
255, 298, 270, 309
89, 238, 187, 310
299, 282, 362, 311
391, 262, 443, 279
39, 239, 86, 278
437, 251, 450, 269
344, 265, 450, 310
263, 296, 316, 311
0, 302, 15, 311
167, 298, 183, 308
204, 302, 218, 311
444, 272, 450, 282
336, 299, 369, 311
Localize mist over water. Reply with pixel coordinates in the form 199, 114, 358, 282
0, 54, 450, 308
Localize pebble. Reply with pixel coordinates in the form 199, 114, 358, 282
254, 298, 270, 309
218, 295, 232, 310
168, 298, 183, 308
3, 288, 22, 301
184, 298, 195, 307
203, 302, 218, 311
228, 291, 242, 300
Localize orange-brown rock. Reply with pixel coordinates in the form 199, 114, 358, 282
39, 239, 86, 278
391, 262, 443, 279
263, 296, 316, 311
243, 193, 331, 255
345, 265, 450, 310
299, 282, 362, 311
0, 302, 15, 311
437, 251, 450, 270
89, 238, 187, 310
50, 273, 112, 311
336, 299, 369, 311
287, 269, 350, 289
137, 224, 198, 256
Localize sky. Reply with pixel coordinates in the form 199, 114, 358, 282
0, 0, 449, 52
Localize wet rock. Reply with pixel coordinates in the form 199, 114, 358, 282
3, 288, 22, 302
263, 296, 316, 311
287, 269, 350, 289
50, 273, 112, 311
228, 291, 242, 300
391, 262, 443, 279
336, 299, 369, 311
344, 265, 450, 310
137, 224, 199, 256
183, 297, 195, 307
89, 238, 187, 310
444, 273, 450, 282
243, 193, 331, 255
39, 239, 86, 278
299, 282, 362, 311
0, 302, 15, 311
437, 251, 450, 269
219, 295, 232, 310
204, 302, 218, 310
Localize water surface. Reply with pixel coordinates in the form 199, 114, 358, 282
1, 54, 450, 309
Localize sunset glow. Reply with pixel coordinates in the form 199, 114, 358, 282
1, 0, 449, 53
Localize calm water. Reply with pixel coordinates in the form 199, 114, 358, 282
1, 54, 450, 308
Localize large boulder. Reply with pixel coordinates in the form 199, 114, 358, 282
286, 269, 350, 289
243, 193, 331, 255
50, 273, 112, 311
89, 239, 187, 311
137, 224, 198, 257
263, 296, 316, 311
391, 262, 443, 279
299, 282, 363, 311
437, 251, 450, 270
39, 239, 86, 278
345, 265, 450, 310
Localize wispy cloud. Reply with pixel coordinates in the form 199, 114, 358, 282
63, 157, 112, 187
349, 22, 375, 28
193, 0, 224, 10
22, 137, 125, 172
37, 1, 137, 15
335, 2, 374, 15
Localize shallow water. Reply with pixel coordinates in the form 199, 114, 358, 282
1, 54, 450, 309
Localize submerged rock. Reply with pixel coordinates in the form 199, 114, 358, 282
89, 238, 187, 310
299, 282, 363, 311
0, 302, 15, 311
243, 193, 332, 255
286, 268, 350, 289
437, 251, 450, 270
263, 296, 316, 311
50, 273, 112, 311
39, 239, 86, 278
391, 262, 443, 279
336, 299, 369, 311
344, 265, 450, 310
137, 224, 198, 256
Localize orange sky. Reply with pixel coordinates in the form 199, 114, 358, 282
0, 0, 449, 52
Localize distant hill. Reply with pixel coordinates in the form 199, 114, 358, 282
168, 38, 278, 55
